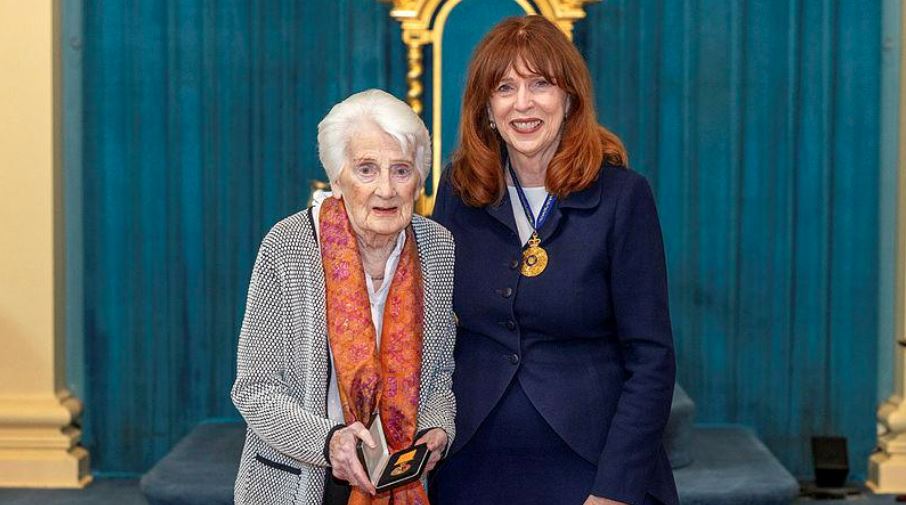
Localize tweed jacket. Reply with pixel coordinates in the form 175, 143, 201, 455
231, 208, 457, 505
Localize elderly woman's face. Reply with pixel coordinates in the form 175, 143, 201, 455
334, 127, 419, 243
489, 59, 569, 164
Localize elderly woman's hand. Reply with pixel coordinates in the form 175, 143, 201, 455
583, 496, 628, 505
328, 422, 377, 495
414, 428, 448, 472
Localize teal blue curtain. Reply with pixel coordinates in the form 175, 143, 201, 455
575, 0, 882, 479
438, 0, 528, 166
81, 0, 404, 474
75, 0, 885, 479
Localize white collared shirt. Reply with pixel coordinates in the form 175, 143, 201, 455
311, 191, 407, 422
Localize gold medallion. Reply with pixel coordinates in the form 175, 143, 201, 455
521, 234, 548, 277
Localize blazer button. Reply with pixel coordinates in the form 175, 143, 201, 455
505, 320, 516, 331
500, 287, 513, 298
510, 258, 520, 270
508, 354, 520, 364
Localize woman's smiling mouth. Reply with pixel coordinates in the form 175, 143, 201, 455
510, 119, 543, 133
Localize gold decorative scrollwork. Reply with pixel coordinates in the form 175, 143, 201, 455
380, 0, 600, 214
405, 42, 425, 114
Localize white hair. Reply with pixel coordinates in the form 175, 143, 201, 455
317, 89, 431, 189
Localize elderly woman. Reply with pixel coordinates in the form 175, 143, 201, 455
232, 89, 455, 505
430, 16, 676, 505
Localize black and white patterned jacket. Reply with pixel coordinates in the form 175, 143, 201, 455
231, 208, 456, 504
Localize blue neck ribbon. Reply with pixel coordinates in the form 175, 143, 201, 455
507, 160, 557, 235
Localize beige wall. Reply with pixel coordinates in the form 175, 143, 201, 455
0, 0, 60, 396
0, 0, 89, 487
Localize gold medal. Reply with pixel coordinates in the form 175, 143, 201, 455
521, 233, 548, 277
506, 159, 555, 278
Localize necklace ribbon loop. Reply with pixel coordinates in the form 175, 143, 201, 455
507, 160, 555, 277
507, 160, 557, 233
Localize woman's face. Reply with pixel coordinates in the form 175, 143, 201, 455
334, 126, 419, 243
488, 59, 569, 165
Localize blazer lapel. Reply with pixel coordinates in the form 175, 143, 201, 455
485, 189, 520, 237
537, 175, 603, 243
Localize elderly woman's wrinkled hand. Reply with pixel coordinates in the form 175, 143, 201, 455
328, 422, 377, 495
414, 427, 448, 472
583, 495, 628, 505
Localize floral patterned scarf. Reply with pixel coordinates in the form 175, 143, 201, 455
319, 197, 428, 505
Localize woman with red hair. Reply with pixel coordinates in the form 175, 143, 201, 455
430, 16, 677, 505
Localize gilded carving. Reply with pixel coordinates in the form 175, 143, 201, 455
379, 0, 599, 214
382, 0, 598, 111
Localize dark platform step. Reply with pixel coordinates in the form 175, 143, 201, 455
675, 426, 799, 505
140, 421, 245, 505
666, 384, 696, 469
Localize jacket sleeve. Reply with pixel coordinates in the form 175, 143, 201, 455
415, 316, 457, 457
429, 165, 452, 227
231, 238, 342, 467
415, 235, 457, 457
592, 175, 676, 504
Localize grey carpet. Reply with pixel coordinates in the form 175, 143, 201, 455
0, 477, 901, 504
0, 479, 147, 505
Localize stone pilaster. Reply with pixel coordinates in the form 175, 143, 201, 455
0, 0, 90, 488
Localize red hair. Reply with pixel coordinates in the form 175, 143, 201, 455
451, 15, 627, 207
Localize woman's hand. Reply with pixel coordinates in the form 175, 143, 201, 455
414, 428, 448, 472
328, 422, 377, 495
583, 496, 628, 505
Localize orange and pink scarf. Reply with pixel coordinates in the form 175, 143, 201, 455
319, 197, 428, 505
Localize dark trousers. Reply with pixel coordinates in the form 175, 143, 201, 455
431, 380, 597, 505
322, 473, 351, 505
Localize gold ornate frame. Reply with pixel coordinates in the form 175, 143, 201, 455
380, 0, 600, 214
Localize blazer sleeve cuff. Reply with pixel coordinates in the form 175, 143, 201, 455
592, 453, 657, 505
322, 423, 346, 466
590, 478, 647, 505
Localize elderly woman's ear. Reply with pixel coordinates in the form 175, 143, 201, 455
330, 177, 344, 199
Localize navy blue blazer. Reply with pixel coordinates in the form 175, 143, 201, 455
432, 164, 678, 505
